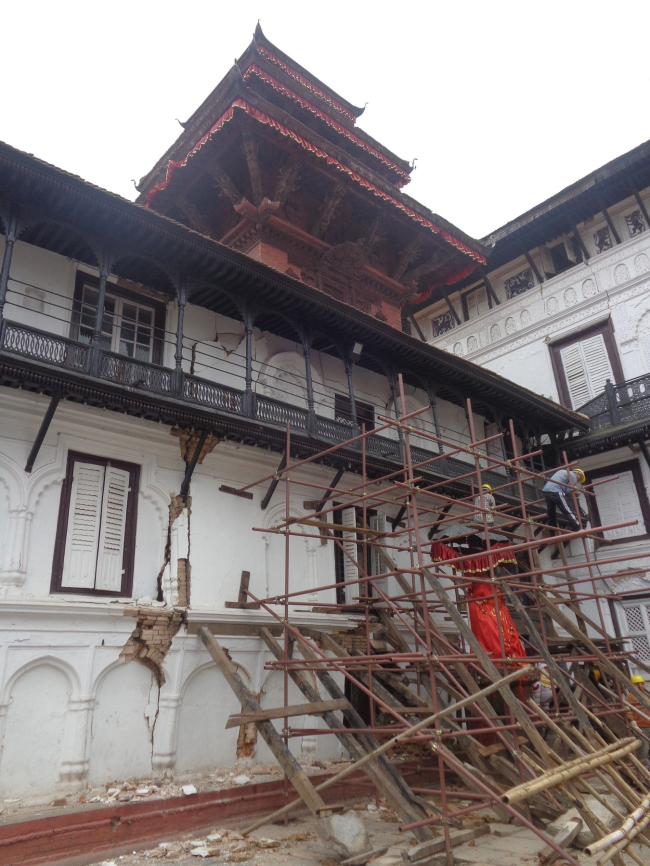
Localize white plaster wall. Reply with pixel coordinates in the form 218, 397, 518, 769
0, 663, 70, 798
88, 663, 156, 784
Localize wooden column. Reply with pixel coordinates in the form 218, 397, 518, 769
173, 284, 187, 397
426, 384, 444, 454
302, 330, 317, 433
344, 356, 360, 435
243, 308, 255, 417
0, 214, 19, 322
89, 251, 112, 375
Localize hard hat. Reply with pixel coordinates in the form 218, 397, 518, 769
574, 468, 586, 483
482, 483, 492, 491
631, 675, 646, 684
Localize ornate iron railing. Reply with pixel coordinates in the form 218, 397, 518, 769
0, 320, 88, 371
100, 352, 172, 394
577, 375, 650, 433
0, 319, 534, 497
183, 375, 243, 414
256, 396, 308, 430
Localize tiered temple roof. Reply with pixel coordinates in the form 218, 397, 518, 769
136, 25, 488, 329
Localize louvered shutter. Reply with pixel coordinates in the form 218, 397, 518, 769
595, 471, 645, 540
370, 515, 388, 597
95, 466, 130, 591
341, 507, 358, 604
559, 334, 614, 408
61, 463, 105, 588
582, 334, 614, 396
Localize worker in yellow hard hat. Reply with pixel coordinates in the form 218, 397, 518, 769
627, 675, 650, 764
474, 482, 496, 526
542, 467, 588, 559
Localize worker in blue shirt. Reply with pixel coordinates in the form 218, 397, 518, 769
542, 468, 587, 534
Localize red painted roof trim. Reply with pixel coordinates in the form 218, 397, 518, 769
243, 64, 411, 187
145, 100, 486, 267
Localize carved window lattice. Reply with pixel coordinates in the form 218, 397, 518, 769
594, 227, 613, 255
431, 311, 457, 338
504, 269, 534, 300
626, 210, 646, 238
622, 601, 650, 665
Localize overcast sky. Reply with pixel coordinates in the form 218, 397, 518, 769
2, 1, 648, 240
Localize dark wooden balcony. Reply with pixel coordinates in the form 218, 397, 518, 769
577, 376, 650, 433
0, 318, 531, 497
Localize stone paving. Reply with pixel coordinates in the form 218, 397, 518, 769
85, 801, 649, 866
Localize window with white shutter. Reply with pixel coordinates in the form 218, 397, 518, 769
589, 459, 650, 547
593, 471, 645, 540
551, 321, 623, 410
559, 334, 614, 409
52, 452, 139, 596
370, 515, 388, 597
341, 506, 359, 605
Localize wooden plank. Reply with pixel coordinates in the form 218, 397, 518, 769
257, 628, 434, 842
225, 570, 260, 610
226, 698, 348, 728
538, 594, 650, 713
407, 825, 490, 861
539, 819, 582, 866
197, 627, 326, 817
219, 485, 254, 500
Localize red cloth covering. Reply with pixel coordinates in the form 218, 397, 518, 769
430, 540, 526, 663
430, 540, 517, 576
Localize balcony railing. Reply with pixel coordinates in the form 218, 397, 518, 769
577, 375, 650, 434
0, 319, 529, 497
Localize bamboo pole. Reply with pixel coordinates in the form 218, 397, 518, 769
501, 739, 639, 805
586, 794, 650, 856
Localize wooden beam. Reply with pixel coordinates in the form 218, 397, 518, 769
521, 245, 544, 284
226, 698, 348, 728
427, 502, 453, 539
312, 184, 346, 238
25, 393, 60, 473
567, 219, 590, 263
198, 627, 327, 816
220, 485, 254, 500
258, 628, 434, 841
175, 194, 216, 239
260, 452, 287, 510
273, 154, 301, 204
441, 286, 461, 325
629, 178, 650, 231
180, 429, 209, 498
241, 129, 264, 206
407, 312, 427, 341
207, 160, 243, 206
314, 467, 345, 515
224, 570, 260, 610
597, 196, 621, 245
481, 271, 501, 306
538, 594, 650, 714
393, 239, 422, 282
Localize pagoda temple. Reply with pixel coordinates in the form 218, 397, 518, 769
137, 25, 487, 330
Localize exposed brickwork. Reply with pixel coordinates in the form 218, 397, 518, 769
176, 558, 190, 608
121, 607, 186, 685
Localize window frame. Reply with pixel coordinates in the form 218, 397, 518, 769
50, 451, 140, 597
70, 270, 166, 365
586, 458, 650, 547
334, 393, 375, 431
549, 319, 624, 409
